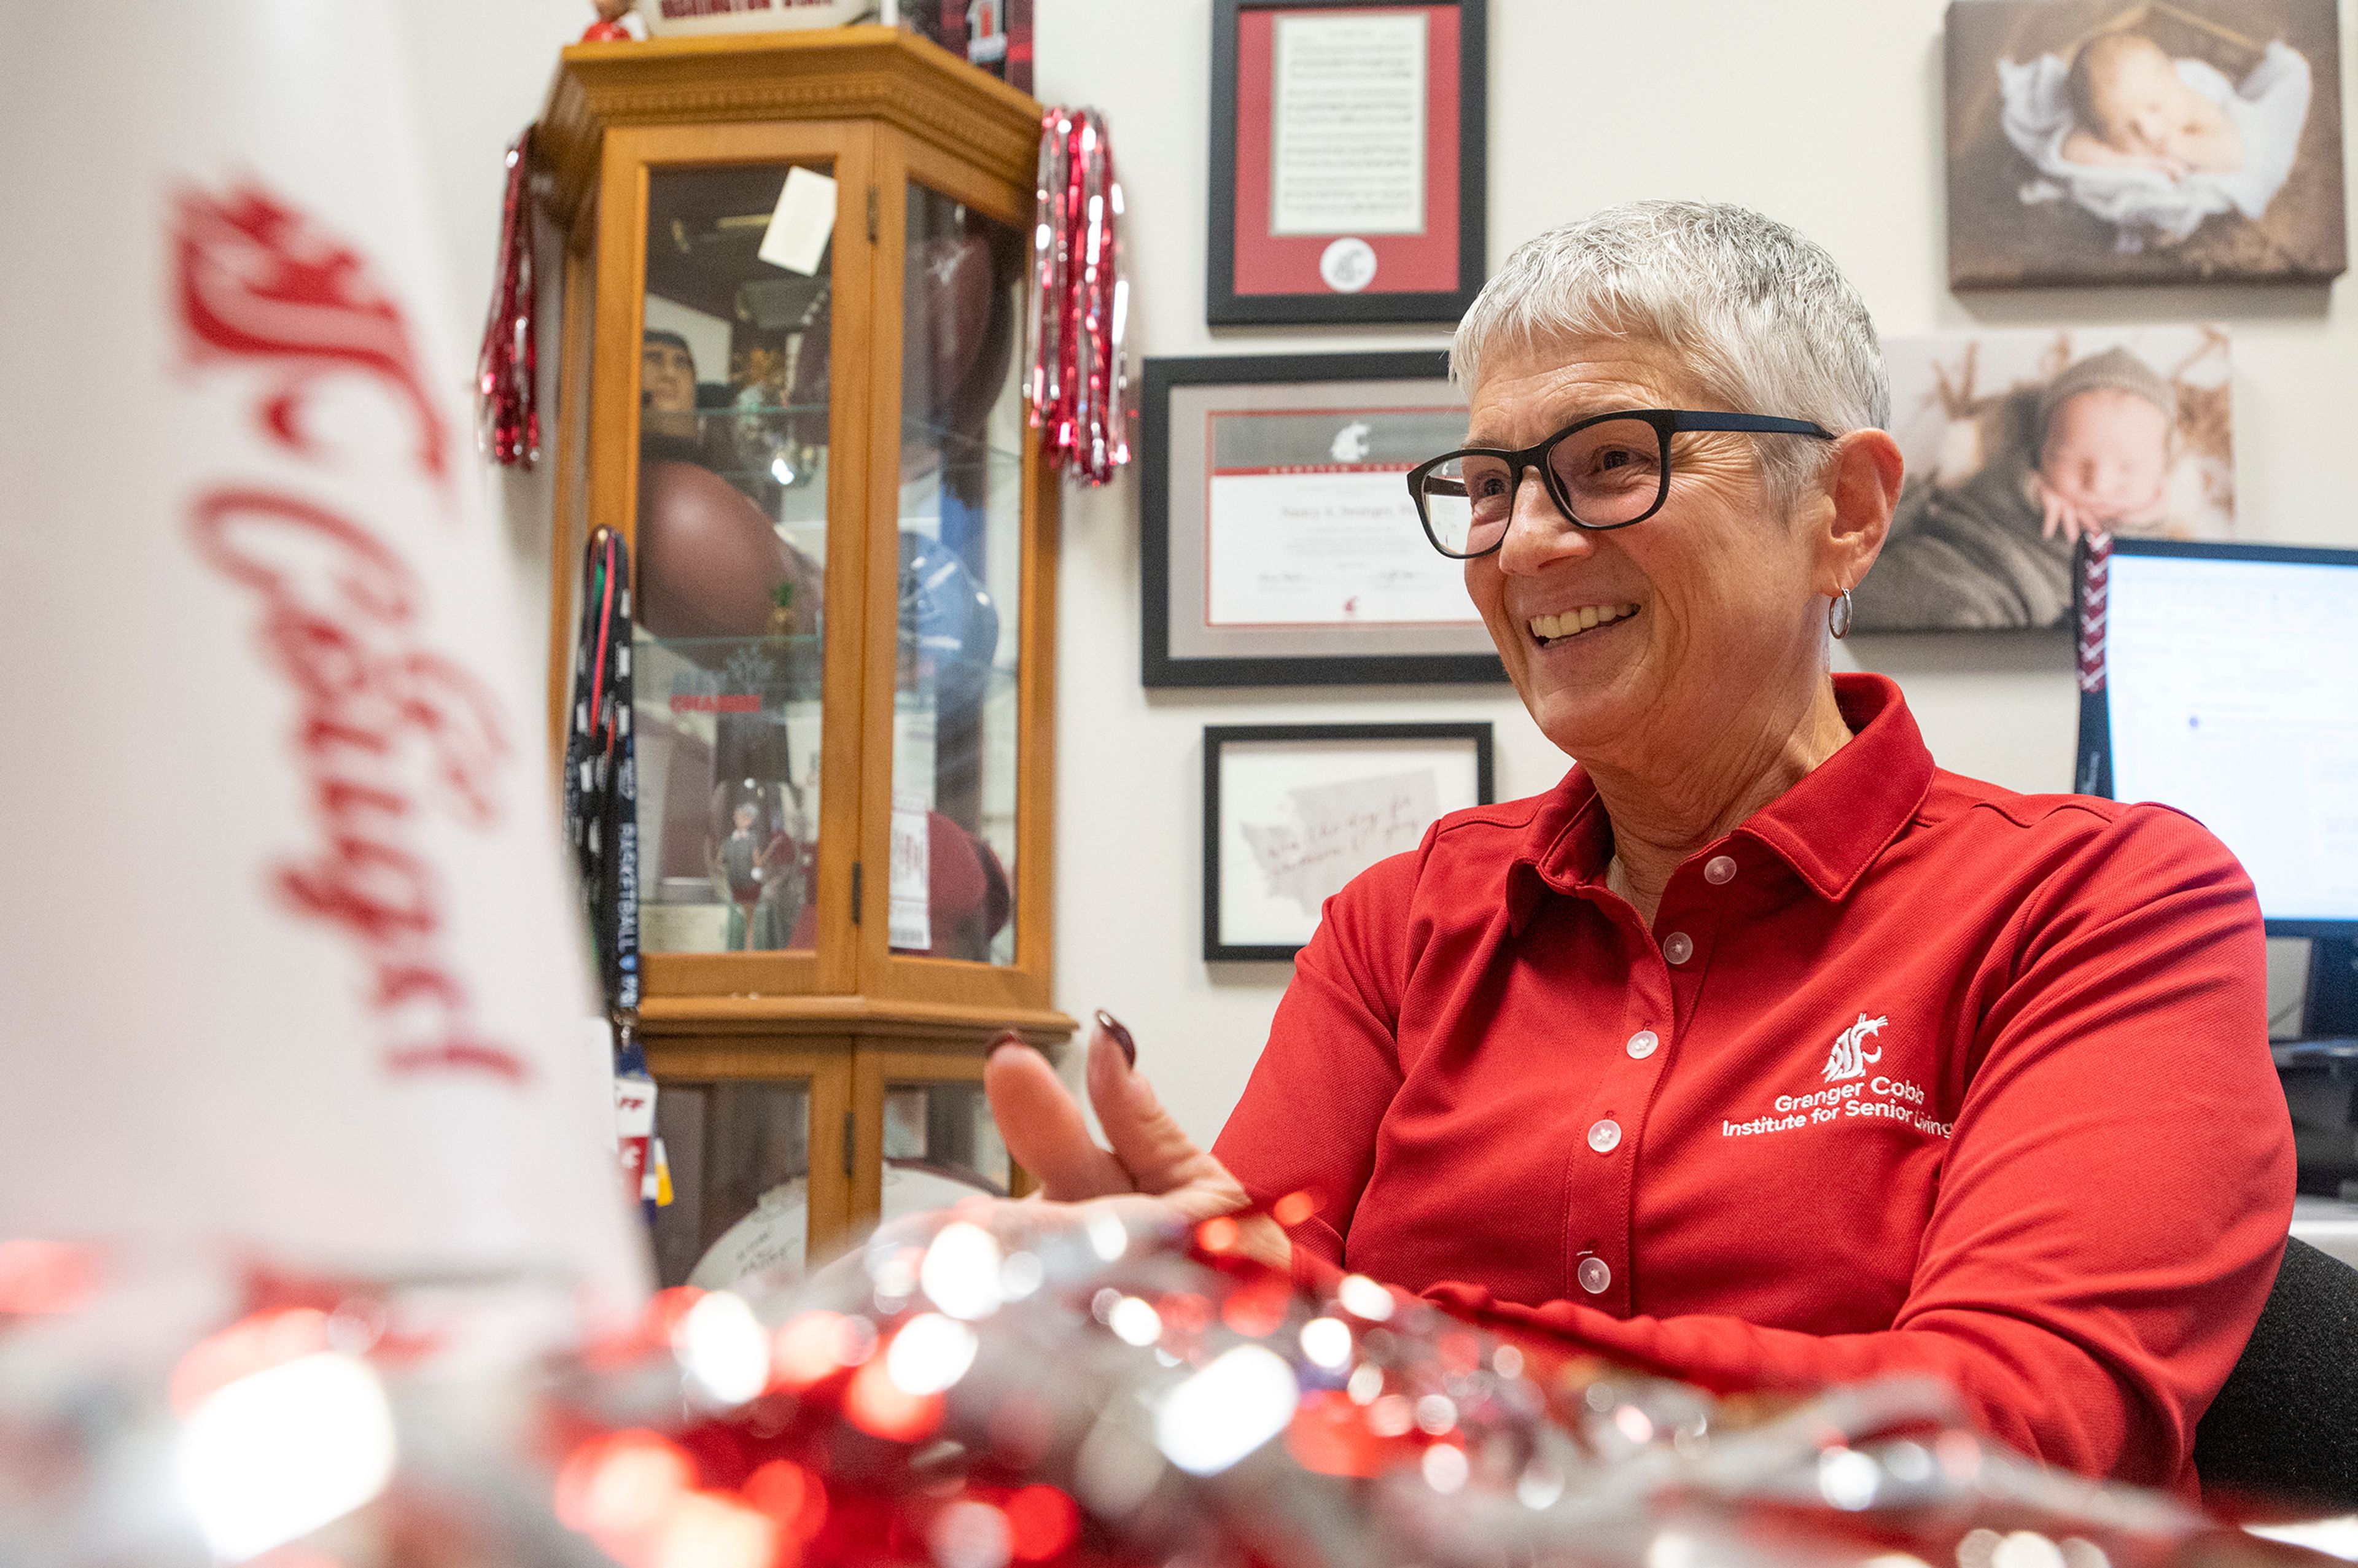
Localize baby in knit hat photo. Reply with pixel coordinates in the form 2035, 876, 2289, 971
2028, 347, 2180, 543
1853, 330, 2233, 633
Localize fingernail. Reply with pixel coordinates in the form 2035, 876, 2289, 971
986, 1028, 1028, 1058
1094, 1009, 1137, 1068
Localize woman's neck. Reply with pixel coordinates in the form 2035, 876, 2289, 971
1590, 677, 1856, 926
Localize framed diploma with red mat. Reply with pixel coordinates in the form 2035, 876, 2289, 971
1207, 0, 1487, 326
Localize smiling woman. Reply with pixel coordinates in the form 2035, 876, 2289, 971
982, 200, 2294, 1498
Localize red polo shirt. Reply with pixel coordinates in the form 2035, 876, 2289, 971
1212, 672, 2292, 1496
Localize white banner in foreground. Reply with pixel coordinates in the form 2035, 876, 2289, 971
0, 2, 645, 1317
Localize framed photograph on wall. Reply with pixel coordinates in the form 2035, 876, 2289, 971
1207, 0, 1487, 325
1945, 0, 2347, 287
1142, 352, 1506, 688
1204, 722, 1493, 962
1854, 325, 2233, 632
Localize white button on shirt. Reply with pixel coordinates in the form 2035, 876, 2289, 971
1627, 1030, 1659, 1059
1577, 1256, 1612, 1294
1589, 1118, 1621, 1153
1662, 931, 1694, 965
1704, 855, 1737, 885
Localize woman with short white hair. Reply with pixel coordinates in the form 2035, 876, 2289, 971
988, 201, 2291, 1495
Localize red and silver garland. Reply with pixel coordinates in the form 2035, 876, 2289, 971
1, 1210, 2325, 1568
477, 129, 540, 470
1026, 108, 1130, 487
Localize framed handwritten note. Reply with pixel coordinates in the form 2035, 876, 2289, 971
1208, 0, 1487, 326
1204, 722, 1492, 961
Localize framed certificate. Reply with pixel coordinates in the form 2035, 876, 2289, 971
1207, 0, 1488, 325
1204, 722, 1493, 961
1142, 352, 1506, 688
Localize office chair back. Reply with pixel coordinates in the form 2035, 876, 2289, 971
2193, 1235, 2358, 1507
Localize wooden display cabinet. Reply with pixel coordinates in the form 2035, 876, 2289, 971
535, 27, 1069, 1283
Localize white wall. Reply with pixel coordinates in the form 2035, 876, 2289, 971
400, 1, 2353, 1150
392, 0, 591, 677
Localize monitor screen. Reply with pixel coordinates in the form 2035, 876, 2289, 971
2082, 540, 2358, 934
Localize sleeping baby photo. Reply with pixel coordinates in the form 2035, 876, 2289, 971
1945, 0, 2346, 287
1851, 327, 2233, 634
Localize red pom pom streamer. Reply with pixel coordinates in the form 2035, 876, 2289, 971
1025, 107, 1129, 486
477, 128, 539, 469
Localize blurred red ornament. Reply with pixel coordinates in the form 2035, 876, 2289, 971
745, 1458, 830, 1542
1286, 1389, 1411, 1479
772, 1310, 854, 1392
1003, 1485, 1080, 1561
844, 1354, 943, 1443
554, 1428, 698, 1558
1219, 1273, 1292, 1338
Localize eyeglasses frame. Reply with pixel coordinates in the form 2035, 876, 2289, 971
1404, 408, 1839, 559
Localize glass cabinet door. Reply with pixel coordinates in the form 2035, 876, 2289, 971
652, 1079, 814, 1289
879, 1077, 1013, 1225
632, 161, 836, 959
887, 184, 1029, 967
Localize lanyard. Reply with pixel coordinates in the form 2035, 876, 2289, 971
563, 526, 640, 1052
2072, 532, 2113, 798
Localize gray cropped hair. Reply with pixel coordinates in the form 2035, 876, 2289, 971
1451, 201, 1889, 516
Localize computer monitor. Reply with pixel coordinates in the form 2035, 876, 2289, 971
2074, 537, 2358, 1039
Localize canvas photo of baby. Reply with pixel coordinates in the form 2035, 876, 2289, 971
1946, 0, 2346, 287
2054, 32, 2249, 184
1852, 328, 2233, 633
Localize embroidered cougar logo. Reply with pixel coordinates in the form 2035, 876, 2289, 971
174, 184, 450, 492
1822, 1012, 1888, 1084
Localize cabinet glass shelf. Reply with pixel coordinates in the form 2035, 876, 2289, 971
634, 629, 1017, 961
663, 403, 1024, 465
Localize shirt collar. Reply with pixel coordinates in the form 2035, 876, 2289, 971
1507, 672, 1936, 929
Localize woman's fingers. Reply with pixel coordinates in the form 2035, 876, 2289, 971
981, 1013, 1258, 1232
993, 1013, 1290, 1275
1082, 1023, 1250, 1218
982, 1037, 1134, 1201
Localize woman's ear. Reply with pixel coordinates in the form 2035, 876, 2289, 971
1821, 428, 1904, 594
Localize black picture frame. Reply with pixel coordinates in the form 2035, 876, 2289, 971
1203, 721, 1494, 961
1207, 0, 1488, 326
1142, 351, 1507, 688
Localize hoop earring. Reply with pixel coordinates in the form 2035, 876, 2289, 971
1828, 588, 1854, 640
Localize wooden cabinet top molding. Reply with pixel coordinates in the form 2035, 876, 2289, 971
537, 26, 1040, 223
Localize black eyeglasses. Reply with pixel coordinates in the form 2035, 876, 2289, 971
1404, 409, 1837, 559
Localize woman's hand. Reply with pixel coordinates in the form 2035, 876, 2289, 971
984, 1013, 1291, 1270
